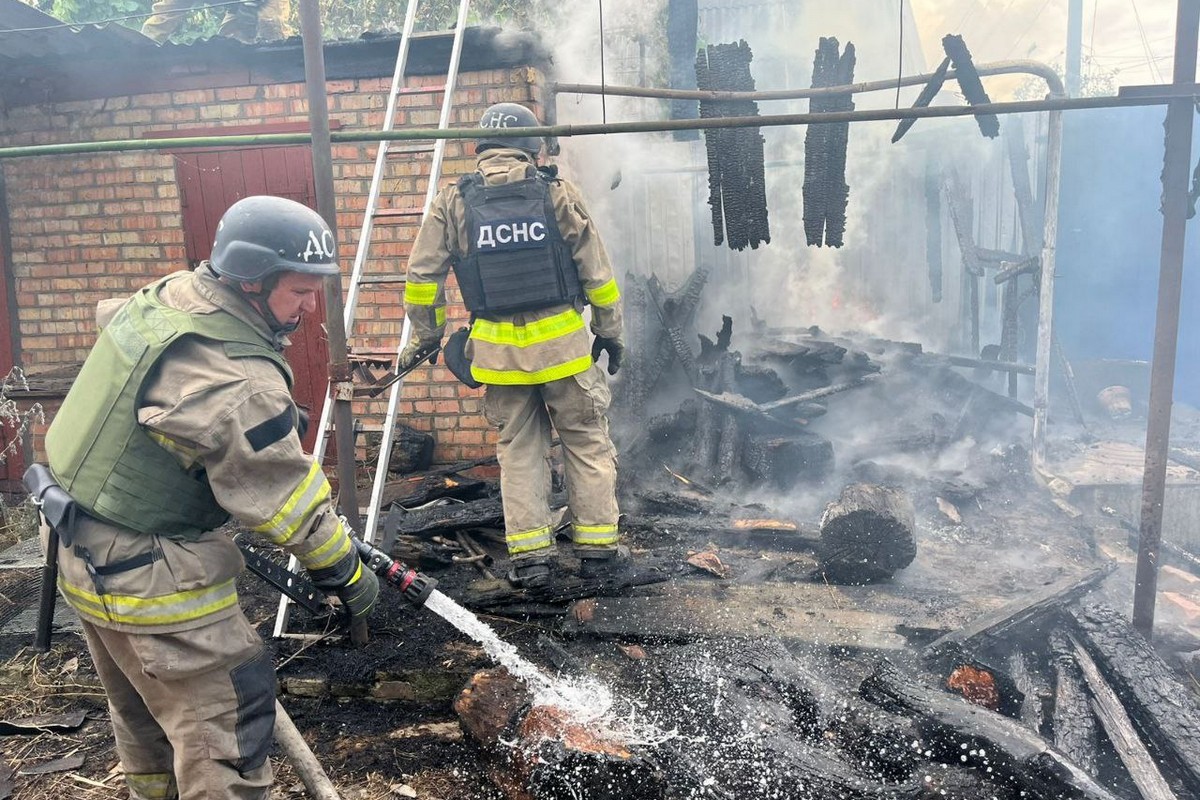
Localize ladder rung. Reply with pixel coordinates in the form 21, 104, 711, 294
356, 275, 407, 285
397, 84, 446, 95
388, 145, 437, 156
373, 208, 425, 221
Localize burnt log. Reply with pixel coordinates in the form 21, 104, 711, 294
454, 668, 665, 800
363, 424, 435, 475
742, 431, 834, 488
387, 497, 504, 539
1008, 649, 1050, 734
1048, 631, 1101, 776
860, 659, 1121, 800
1068, 603, 1200, 797
818, 483, 916, 584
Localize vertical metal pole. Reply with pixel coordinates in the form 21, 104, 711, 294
1031, 106, 1063, 464
1066, 0, 1083, 98
1133, 0, 1200, 638
299, 0, 362, 533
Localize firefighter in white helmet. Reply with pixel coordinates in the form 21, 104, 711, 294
35, 195, 378, 800
399, 102, 627, 588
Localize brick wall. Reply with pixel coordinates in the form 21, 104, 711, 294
0, 64, 546, 466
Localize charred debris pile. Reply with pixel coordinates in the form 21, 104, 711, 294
440, 588, 1200, 800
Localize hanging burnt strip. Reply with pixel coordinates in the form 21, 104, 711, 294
942, 34, 1000, 138
694, 40, 771, 252
802, 37, 856, 248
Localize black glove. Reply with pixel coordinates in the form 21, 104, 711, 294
591, 336, 624, 375
309, 548, 379, 621
335, 564, 379, 622
397, 340, 439, 372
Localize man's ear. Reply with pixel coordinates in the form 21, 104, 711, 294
239, 280, 263, 294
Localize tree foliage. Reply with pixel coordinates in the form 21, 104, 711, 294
20, 0, 547, 42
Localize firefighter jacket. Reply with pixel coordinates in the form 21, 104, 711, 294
404, 148, 623, 386
43, 268, 361, 634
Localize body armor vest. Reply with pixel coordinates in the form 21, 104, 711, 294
451, 168, 581, 316
45, 275, 292, 540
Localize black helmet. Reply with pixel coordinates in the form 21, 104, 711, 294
476, 102, 542, 156
210, 195, 339, 283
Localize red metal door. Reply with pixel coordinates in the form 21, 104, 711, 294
173, 146, 329, 452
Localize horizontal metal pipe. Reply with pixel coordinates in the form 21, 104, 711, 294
0, 92, 1168, 161
553, 59, 1066, 102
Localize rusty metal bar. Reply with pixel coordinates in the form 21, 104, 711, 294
1133, 0, 1200, 638
0, 94, 1185, 161
551, 60, 1065, 102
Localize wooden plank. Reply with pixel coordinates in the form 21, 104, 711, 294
923, 565, 1116, 662
1070, 635, 1179, 800
1069, 604, 1200, 797
562, 585, 910, 651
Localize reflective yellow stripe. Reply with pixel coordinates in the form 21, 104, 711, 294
470, 308, 585, 347
585, 278, 620, 307
126, 773, 177, 800
471, 354, 592, 386
435, 306, 446, 327
59, 577, 238, 627
506, 525, 552, 555
298, 521, 353, 572
573, 523, 619, 546
404, 281, 439, 305
146, 431, 200, 467
252, 461, 330, 546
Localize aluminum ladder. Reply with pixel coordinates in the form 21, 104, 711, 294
274, 0, 472, 638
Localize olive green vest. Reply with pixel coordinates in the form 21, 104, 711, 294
45, 275, 292, 540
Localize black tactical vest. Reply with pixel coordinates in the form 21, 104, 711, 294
451, 168, 581, 316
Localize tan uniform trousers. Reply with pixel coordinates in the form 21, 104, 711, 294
484, 363, 620, 561
81, 612, 276, 800
141, 0, 288, 44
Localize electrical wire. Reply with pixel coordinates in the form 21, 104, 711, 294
1128, 0, 1166, 83
1002, 0, 1053, 60
0, 0, 254, 32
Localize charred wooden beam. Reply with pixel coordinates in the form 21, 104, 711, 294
1070, 634, 1179, 800
1048, 630, 1101, 776
647, 274, 699, 381
913, 352, 1035, 375
1068, 604, 1200, 797
923, 565, 1115, 665
1008, 649, 1049, 734
379, 472, 488, 511
818, 483, 916, 584
387, 497, 504, 539
648, 639, 923, 797
860, 659, 1120, 800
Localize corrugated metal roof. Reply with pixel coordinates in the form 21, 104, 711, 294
0, 0, 160, 62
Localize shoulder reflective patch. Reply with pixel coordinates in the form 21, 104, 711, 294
245, 407, 295, 452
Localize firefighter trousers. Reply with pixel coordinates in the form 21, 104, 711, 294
80, 612, 276, 800
484, 363, 620, 560
141, 0, 288, 44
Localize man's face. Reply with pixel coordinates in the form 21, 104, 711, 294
243, 271, 325, 329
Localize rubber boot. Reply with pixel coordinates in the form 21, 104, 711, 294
507, 557, 551, 589
578, 546, 631, 580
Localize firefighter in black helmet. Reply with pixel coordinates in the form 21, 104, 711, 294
36, 195, 377, 800
399, 102, 628, 588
